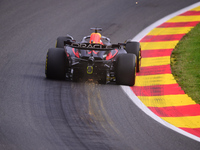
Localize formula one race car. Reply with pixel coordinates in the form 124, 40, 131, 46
45, 28, 141, 86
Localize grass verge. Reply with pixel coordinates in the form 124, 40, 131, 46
171, 23, 200, 104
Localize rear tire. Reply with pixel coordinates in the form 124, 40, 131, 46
56, 36, 71, 48
125, 41, 141, 72
45, 48, 68, 80
116, 54, 136, 86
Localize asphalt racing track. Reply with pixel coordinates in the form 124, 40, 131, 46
0, 0, 200, 150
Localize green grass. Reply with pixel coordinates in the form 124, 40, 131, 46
171, 23, 200, 104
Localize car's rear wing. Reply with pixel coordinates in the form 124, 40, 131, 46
65, 41, 125, 51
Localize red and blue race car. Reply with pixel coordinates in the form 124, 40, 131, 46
45, 28, 141, 86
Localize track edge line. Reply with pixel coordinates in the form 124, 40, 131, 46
122, 2, 200, 142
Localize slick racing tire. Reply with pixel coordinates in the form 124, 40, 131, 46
116, 54, 136, 86
56, 36, 71, 48
125, 41, 141, 72
45, 48, 68, 79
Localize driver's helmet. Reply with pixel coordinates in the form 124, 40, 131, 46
89, 32, 103, 44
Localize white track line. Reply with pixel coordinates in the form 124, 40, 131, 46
122, 2, 200, 142
132, 2, 200, 42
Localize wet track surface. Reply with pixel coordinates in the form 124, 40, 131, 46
0, 0, 200, 149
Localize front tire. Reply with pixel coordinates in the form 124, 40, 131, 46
116, 54, 136, 86
125, 41, 141, 72
45, 48, 68, 80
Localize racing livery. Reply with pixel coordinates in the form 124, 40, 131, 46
45, 28, 141, 86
